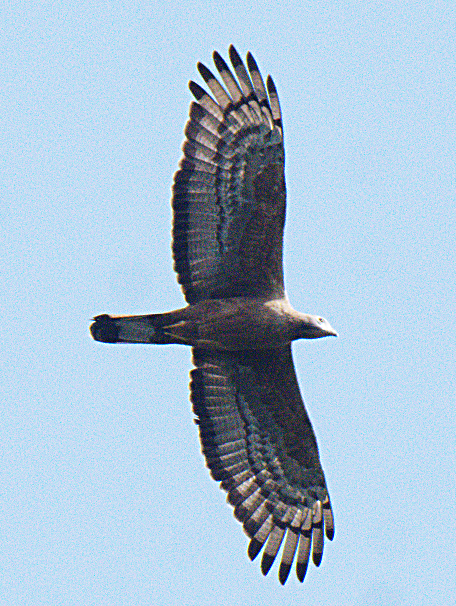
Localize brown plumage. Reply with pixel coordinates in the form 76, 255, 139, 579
91, 45, 337, 584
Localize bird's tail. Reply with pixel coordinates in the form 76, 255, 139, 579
90, 310, 189, 345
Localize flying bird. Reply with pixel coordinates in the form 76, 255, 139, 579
91, 45, 337, 585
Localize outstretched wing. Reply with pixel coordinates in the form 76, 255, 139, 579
191, 346, 334, 585
172, 46, 286, 304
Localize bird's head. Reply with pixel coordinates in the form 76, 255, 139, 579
297, 314, 338, 339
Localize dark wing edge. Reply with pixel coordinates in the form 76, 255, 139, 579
172, 46, 287, 304
191, 346, 334, 584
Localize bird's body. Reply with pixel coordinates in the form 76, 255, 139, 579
91, 296, 336, 350
91, 46, 337, 585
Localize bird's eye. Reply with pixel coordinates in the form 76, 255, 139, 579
318, 317, 324, 324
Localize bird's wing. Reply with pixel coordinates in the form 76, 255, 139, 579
191, 346, 334, 584
173, 45, 286, 304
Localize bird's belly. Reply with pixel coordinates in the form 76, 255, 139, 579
194, 300, 292, 350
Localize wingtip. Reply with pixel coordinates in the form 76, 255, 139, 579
296, 529, 311, 582
260, 553, 275, 576
228, 44, 242, 68
247, 538, 263, 561
246, 51, 258, 71
266, 74, 277, 94
188, 80, 205, 100
296, 560, 309, 583
197, 61, 215, 83
212, 50, 228, 72
323, 498, 335, 540
312, 549, 323, 567
278, 563, 291, 585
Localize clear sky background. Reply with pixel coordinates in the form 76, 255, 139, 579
2, 2, 455, 605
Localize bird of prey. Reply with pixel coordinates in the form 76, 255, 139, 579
91, 45, 337, 585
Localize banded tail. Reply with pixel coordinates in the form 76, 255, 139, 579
90, 311, 189, 345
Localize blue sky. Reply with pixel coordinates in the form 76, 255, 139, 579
2, 2, 455, 605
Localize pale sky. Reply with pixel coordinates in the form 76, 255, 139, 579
2, 2, 455, 605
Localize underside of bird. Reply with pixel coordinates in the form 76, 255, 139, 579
90, 297, 336, 350
90, 45, 337, 585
